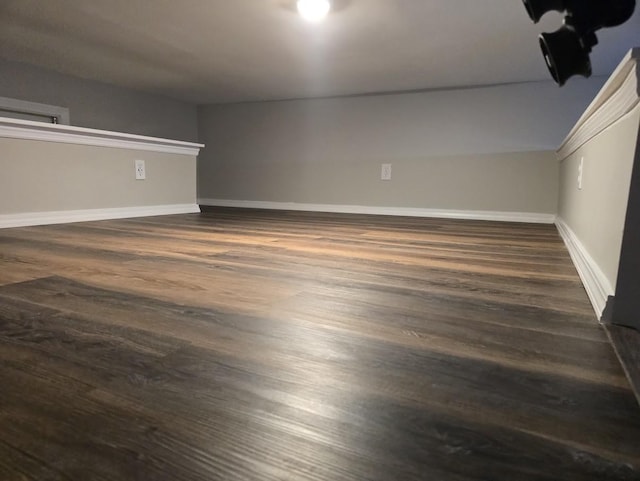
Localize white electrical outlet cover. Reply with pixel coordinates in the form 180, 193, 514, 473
381, 163, 392, 181
578, 157, 583, 190
135, 159, 146, 180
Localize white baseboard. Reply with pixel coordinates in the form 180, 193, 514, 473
198, 198, 556, 224
555, 217, 613, 319
0, 203, 200, 229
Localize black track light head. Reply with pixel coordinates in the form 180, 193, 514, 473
523, 0, 636, 86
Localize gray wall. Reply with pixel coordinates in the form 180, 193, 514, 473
558, 105, 640, 292
198, 78, 605, 214
0, 137, 197, 217
0, 59, 198, 142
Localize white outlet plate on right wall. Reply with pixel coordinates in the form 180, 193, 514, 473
578, 157, 584, 190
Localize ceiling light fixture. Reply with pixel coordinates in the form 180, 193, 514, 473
297, 0, 331, 22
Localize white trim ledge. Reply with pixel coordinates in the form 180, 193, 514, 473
0, 117, 204, 156
557, 48, 640, 160
555, 217, 613, 319
198, 198, 556, 224
0, 204, 201, 229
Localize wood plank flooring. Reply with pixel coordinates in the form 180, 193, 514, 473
1, 207, 639, 480
606, 323, 640, 406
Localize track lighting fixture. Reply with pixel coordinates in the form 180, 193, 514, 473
523, 0, 636, 86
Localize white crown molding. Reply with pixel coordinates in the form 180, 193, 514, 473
0, 117, 204, 156
198, 198, 556, 224
555, 217, 613, 319
558, 48, 640, 160
0, 204, 200, 229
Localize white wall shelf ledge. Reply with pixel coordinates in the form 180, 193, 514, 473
558, 48, 640, 160
0, 117, 204, 156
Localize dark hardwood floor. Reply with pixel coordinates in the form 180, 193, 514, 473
1, 207, 639, 480
606, 323, 640, 406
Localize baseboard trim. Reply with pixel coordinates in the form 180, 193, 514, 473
198, 198, 556, 224
555, 217, 613, 319
0, 203, 201, 229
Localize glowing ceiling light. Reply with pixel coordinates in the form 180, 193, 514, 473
297, 0, 331, 22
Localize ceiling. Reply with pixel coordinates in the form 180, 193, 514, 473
1, 0, 639, 104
